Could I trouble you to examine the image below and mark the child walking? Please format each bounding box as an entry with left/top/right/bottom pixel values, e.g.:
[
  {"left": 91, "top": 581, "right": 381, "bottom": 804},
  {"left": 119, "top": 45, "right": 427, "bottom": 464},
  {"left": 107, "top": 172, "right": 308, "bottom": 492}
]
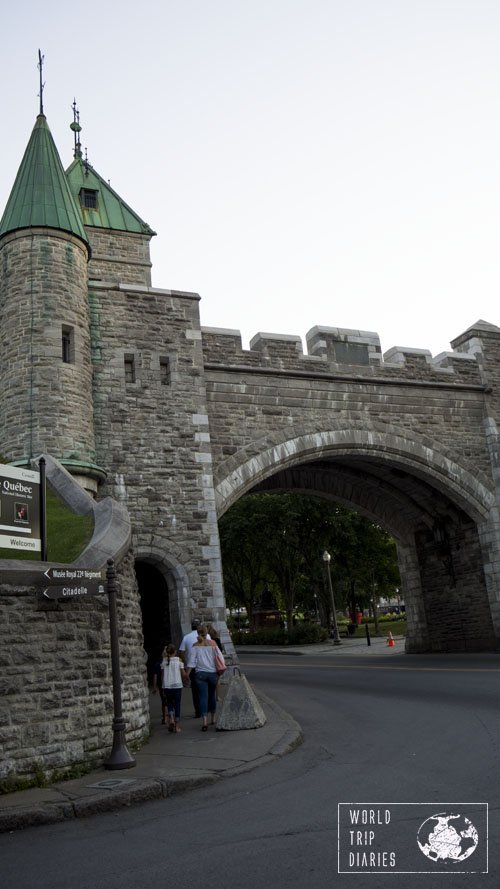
[{"left": 161, "top": 644, "right": 187, "bottom": 733}]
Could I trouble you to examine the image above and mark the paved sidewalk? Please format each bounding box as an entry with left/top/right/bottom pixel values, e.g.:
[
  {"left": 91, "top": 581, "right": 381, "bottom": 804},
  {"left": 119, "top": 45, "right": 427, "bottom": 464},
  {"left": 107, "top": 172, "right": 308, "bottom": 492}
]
[
  {"left": 0, "top": 688, "right": 301, "bottom": 834},
  {"left": 0, "top": 636, "right": 403, "bottom": 833},
  {"left": 235, "top": 633, "right": 405, "bottom": 657}
]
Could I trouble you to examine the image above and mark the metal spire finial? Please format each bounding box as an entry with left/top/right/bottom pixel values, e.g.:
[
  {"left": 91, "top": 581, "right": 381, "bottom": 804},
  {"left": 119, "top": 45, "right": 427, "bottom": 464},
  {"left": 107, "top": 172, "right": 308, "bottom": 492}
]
[
  {"left": 37, "top": 49, "right": 45, "bottom": 115},
  {"left": 70, "top": 98, "right": 83, "bottom": 159}
]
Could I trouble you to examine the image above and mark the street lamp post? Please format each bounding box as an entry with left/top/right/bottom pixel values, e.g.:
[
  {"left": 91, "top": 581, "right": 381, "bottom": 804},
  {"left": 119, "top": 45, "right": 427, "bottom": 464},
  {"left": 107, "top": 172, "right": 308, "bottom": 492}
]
[
  {"left": 104, "top": 559, "right": 136, "bottom": 770},
  {"left": 323, "top": 550, "right": 341, "bottom": 645},
  {"left": 371, "top": 578, "right": 379, "bottom": 635}
]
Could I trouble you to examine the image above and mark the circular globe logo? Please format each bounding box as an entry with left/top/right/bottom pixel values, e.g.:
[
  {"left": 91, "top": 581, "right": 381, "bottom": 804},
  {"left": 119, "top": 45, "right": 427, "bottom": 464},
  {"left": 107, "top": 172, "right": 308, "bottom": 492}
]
[{"left": 417, "top": 813, "right": 478, "bottom": 863}]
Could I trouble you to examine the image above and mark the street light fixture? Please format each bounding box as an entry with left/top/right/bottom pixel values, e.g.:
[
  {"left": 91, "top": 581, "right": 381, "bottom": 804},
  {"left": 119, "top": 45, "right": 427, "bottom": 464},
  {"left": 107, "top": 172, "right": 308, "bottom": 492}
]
[{"left": 323, "top": 550, "right": 342, "bottom": 645}]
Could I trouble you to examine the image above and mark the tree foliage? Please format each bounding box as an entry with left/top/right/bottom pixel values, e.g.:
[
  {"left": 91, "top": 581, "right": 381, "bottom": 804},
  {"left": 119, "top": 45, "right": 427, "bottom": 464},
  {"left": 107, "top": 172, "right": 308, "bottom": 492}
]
[{"left": 218, "top": 492, "right": 400, "bottom": 628}]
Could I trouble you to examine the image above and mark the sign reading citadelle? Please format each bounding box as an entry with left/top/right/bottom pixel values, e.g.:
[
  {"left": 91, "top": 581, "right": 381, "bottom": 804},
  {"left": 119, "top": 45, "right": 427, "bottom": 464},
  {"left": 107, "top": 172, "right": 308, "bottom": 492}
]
[{"left": 0, "top": 463, "right": 41, "bottom": 552}]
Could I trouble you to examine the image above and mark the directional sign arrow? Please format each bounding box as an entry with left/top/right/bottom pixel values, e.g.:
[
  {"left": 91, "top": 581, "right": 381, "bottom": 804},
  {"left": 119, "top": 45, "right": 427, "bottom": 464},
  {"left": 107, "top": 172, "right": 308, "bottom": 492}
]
[
  {"left": 42, "top": 581, "right": 106, "bottom": 600},
  {"left": 43, "top": 567, "right": 105, "bottom": 583}
]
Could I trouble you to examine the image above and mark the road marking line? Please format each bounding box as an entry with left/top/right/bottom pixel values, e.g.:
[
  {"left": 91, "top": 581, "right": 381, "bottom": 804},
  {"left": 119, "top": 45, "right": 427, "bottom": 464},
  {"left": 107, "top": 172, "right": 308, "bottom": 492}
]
[{"left": 238, "top": 661, "right": 500, "bottom": 673}]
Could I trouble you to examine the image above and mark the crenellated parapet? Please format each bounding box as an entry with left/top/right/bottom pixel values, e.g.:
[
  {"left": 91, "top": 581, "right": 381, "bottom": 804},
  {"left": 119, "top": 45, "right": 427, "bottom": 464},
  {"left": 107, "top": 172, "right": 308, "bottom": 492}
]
[
  {"left": 306, "top": 326, "right": 383, "bottom": 366},
  {"left": 201, "top": 321, "right": 500, "bottom": 387}
]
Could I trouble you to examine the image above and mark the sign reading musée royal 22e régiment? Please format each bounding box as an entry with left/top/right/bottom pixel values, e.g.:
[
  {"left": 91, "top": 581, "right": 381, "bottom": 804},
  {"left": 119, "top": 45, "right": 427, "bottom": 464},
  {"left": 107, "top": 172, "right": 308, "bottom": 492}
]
[{"left": 0, "top": 463, "right": 41, "bottom": 552}]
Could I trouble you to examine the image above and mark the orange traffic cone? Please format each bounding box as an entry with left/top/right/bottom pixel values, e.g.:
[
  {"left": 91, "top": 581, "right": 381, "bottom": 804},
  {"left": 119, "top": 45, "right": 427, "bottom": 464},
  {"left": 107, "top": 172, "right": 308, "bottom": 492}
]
[{"left": 387, "top": 632, "right": 395, "bottom": 647}]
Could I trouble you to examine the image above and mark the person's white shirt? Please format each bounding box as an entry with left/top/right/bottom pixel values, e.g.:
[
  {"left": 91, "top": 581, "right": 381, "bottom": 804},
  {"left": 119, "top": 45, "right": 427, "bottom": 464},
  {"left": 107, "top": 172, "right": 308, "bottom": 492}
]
[
  {"left": 179, "top": 628, "right": 210, "bottom": 663},
  {"left": 186, "top": 644, "right": 217, "bottom": 673},
  {"left": 161, "top": 655, "right": 184, "bottom": 689}
]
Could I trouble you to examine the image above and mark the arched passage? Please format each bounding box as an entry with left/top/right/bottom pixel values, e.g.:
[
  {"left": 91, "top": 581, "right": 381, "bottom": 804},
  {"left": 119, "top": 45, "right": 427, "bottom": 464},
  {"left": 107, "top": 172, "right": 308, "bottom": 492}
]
[
  {"left": 135, "top": 546, "right": 195, "bottom": 679},
  {"left": 135, "top": 560, "right": 172, "bottom": 684},
  {"left": 215, "top": 428, "right": 497, "bottom": 652}
]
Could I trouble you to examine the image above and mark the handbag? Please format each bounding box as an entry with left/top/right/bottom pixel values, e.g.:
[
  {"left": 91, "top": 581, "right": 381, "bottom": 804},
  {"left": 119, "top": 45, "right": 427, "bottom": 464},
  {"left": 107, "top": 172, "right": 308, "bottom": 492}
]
[{"left": 213, "top": 645, "right": 226, "bottom": 675}]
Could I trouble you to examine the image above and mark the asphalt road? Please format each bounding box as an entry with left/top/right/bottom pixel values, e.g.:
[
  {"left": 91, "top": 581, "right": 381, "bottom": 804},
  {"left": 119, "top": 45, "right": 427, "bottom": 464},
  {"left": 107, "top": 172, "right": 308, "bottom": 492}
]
[{"left": 1, "top": 650, "right": 498, "bottom": 889}]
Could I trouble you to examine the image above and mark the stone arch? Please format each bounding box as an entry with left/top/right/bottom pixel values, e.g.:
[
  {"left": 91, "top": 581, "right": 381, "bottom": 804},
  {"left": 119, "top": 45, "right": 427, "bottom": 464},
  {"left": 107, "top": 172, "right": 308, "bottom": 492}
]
[
  {"left": 215, "top": 425, "right": 494, "bottom": 523},
  {"left": 134, "top": 544, "right": 194, "bottom": 668},
  {"left": 214, "top": 425, "right": 497, "bottom": 653}
]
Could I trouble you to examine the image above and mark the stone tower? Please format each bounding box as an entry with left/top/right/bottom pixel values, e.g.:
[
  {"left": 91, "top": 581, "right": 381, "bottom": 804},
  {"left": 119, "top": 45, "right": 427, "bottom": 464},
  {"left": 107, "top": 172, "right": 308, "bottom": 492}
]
[
  {"left": 0, "top": 113, "right": 100, "bottom": 493},
  {"left": 0, "top": 98, "right": 229, "bottom": 657}
]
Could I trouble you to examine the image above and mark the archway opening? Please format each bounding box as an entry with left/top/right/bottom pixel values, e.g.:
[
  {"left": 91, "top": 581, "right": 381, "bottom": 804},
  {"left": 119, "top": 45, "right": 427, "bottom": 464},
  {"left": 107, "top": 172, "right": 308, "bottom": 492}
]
[
  {"left": 135, "top": 560, "right": 172, "bottom": 684},
  {"left": 218, "top": 451, "right": 495, "bottom": 652}
]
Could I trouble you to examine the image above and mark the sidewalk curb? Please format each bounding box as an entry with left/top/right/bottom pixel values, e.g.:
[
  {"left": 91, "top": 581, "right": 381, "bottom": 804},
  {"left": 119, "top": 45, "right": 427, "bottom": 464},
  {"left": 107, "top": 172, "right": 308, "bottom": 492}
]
[
  {"left": 257, "top": 690, "right": 303, "bottom": 757},
  {"left": 236, "top": 638, "right": 405, "bottom": 657},
  {"left": 0, "top": 690, "right": 302, "bottom": 833}
]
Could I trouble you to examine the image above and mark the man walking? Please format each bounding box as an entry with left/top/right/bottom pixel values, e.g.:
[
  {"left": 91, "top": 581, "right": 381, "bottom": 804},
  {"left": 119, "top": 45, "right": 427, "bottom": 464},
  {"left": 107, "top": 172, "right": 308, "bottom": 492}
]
[{"left": 179, "top": 621, "right": 210, "bottom": 717}]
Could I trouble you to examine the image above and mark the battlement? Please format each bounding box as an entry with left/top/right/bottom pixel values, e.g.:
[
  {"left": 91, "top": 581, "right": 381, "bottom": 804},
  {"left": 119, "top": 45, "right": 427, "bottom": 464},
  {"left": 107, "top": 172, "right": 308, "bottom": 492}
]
[{"left": 201, "top": 322, "right": 500, "bottom": 386}]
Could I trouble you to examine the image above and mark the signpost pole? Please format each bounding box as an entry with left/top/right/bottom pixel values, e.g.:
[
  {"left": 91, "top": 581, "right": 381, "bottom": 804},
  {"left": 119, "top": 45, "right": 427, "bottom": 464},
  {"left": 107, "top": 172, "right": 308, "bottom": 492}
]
[
  {"left": 39, "top": 457, "right": 47, "bottom": 561},
  {"left": 104, "top": 558, "right": 136, "bottom": 770}
]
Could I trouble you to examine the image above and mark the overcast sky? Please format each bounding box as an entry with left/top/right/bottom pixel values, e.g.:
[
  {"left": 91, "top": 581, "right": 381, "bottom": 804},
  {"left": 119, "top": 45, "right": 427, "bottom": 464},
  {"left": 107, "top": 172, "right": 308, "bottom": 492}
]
[{"left": 2, "top": 1, "right": 500, "bottom": 357}]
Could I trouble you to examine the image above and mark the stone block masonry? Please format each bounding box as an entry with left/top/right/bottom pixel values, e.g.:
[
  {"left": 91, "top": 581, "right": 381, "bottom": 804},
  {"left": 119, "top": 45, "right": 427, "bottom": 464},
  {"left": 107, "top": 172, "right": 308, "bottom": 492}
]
[
  {"left": 202, "top": 325, "right": 492, "bottom": 490},
  {"left": 3, "top": 100, "right": 500, "bottom": 780},
  {"left": 0, "top": 230, "right": 95, "bottom": 468},
  {"left": 201, "top": 321, "right": 500, "bottom": 653},
  {"left": 91, "top": 283, "right": 227, "bottom": 643},
  {"left": 0, "top": 553, "right": 149, "bottom": 781},
  {"left": 87, "top": 228, "right": 153, "bottom": 287}
]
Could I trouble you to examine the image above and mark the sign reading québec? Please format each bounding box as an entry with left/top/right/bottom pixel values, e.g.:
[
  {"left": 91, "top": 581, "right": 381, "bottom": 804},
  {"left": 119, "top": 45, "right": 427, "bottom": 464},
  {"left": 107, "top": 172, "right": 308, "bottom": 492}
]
[{"left": 0, "top": 463, "right": 41, "bottom": 552}]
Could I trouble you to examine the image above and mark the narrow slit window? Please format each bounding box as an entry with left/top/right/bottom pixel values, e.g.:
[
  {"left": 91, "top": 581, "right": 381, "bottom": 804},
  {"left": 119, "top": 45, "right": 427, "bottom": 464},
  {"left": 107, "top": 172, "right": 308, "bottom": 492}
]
[
  {"left": 124, "top": 353, "right": 136, "bottom": 384},
  {"left": 160, "top": 356, "right": 171, "bottom": 386},
  {"left": 62, "top": 325, "right": 74, "bottom": 364}
]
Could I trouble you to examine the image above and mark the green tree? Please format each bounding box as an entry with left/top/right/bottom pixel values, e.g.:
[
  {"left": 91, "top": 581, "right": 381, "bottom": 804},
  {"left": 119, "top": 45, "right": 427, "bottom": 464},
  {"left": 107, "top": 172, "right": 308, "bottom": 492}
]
[
  {"left": 218, "top": 497, "right": 270, "bottom": 624},
  {"left": 324, "top": 512, "right": 400, "bottom": 622},
  {"left": 218, "top": 492, "right": 400, "bottom": 633}
]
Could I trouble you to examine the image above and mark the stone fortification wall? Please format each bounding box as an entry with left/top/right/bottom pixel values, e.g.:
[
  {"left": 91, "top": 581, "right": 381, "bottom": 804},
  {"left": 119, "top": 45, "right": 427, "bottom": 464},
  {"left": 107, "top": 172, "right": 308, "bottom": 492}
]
[
  {"left": 452, "top": 322, "right": 500, "bottom": 441},
  {"left": 90, "top": 283, "right": 226, "bottom": 636},
  {"left": 86, "top": 229, "right": 153, "bottom": 286},
  {"left": 0, "top": 459, "right": 148, "bottom": 781},
  {"left": 0, "top": 552, "right": 147, "bottom": 782},
  {"left": 0, "top": 230, "right": 95, "bottom": 466},
  {"left": 201, "top": 325, "right": 491, "bottom": 484},
  {"left": 200, "top": 321, "right": 500, "bottom": 654},
  {"left": 416, "top": 522, "right": 493, "bottom": 651},
  {"left": 202, "top": 325, "right": 483, "bottom": 384},
  {"left": 451, "top": 322, "right": 500, "bottom": 628}
]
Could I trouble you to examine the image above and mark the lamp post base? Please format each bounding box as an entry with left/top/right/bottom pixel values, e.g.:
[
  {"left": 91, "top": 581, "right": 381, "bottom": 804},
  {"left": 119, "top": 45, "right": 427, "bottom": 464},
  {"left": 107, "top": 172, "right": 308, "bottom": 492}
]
[{"left": 104, "top": 718, "right": 136, "bottom": 770}]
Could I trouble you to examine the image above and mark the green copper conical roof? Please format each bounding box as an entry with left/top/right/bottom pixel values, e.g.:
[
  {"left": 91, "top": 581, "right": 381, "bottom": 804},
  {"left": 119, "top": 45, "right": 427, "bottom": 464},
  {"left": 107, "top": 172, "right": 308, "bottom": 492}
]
[
  {"left": 0, "top": 114, "right": 89, "bottom": 249},
  {"left": 65, "top": 157, "right": 155, "bottom": 236}
]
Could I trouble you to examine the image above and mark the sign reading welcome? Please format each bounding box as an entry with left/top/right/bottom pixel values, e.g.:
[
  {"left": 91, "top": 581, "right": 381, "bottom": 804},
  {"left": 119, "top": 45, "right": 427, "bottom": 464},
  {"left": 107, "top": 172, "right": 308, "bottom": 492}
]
[{"left": 0, "top": 463, "right": 41, "bottom": 552}]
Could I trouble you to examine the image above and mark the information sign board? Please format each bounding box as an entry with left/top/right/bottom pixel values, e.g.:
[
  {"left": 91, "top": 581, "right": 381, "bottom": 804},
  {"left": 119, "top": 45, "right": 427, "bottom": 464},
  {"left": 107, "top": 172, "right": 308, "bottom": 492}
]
[
  {"left": 0, "top": 464, "right": 41, "bottom": 552},
  {"left": 41, "top": 567, "right": 105, "bottom": 600}
]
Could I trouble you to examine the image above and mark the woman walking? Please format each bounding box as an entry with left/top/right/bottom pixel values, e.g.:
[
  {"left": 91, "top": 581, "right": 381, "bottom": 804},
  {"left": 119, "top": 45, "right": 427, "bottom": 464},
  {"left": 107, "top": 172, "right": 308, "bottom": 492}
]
[
  {"left": 185, "top": 626, "right": 225, "bottom": 731},
  {"left": 206, "top": 623, "right": 224, "bottom": 701}
]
